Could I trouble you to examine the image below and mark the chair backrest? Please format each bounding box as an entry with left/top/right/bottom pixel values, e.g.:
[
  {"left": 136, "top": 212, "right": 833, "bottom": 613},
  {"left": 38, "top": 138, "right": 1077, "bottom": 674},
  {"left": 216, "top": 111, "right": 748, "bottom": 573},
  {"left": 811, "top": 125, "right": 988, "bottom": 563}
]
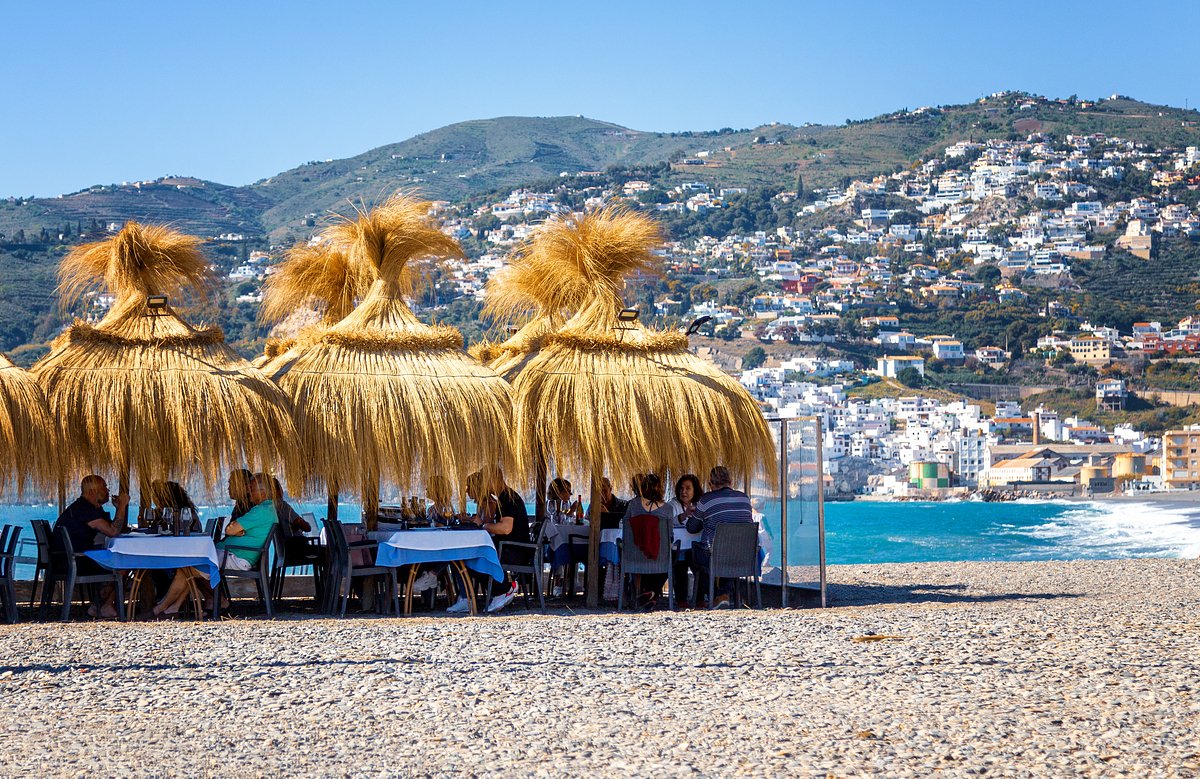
[
  {"left": 323, "top": 517, "right": 349, "bottom": 567},
  {"left": 266, "top": 525, "right": 285, "bottom": 573},
  {"left": 32, "top": 519, "right": 52, "bottom": 565},
  {"left": 710, "top": 522, "right": 759, "bottom": 578},
  {"left": 52, "top": 525, "right": 77, "bottom": 575},
  {"left": 0, "top": 526, "right": 19, "bottom": 578},
  {"left": 621, "top": 513, "right": 673, "bottom": 574}
]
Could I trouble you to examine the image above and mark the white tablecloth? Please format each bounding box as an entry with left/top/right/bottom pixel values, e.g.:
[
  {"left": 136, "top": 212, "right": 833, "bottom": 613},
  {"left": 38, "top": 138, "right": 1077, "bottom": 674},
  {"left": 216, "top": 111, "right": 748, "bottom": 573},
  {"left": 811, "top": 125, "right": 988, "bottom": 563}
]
[
  {"left": 368, "top": 528, "right": 493, "bottom": 550},
  {"left": 86, "top": 534, "right": 222, "bottom": 585}
]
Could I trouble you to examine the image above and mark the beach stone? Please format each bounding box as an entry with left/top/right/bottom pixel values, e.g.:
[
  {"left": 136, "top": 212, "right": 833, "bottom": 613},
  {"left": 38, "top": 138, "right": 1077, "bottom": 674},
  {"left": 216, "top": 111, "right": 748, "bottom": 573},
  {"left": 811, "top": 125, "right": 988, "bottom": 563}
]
[{"left": 0, "top": 558, "right": 1198, "bottom": 776}]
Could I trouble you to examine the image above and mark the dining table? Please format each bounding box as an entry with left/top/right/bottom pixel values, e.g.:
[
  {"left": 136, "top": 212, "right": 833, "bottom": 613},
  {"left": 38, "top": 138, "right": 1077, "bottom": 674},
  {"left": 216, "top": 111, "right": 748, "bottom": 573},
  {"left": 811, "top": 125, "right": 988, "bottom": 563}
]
[
  {"left": 86, "top": 531, "right": 221, "bottom": 620},
  {"left": 367, "top": 527, "right": 504, "bottom": 615}
]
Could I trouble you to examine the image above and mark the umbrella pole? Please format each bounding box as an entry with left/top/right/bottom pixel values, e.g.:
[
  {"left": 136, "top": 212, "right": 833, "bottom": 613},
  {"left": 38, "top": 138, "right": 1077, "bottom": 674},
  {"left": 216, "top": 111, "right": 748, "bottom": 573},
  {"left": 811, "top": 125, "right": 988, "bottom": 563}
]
[
  {"left": 117, "top": 468, "right": 131, "bottom": 525},
  {"left": 534, "top": 455, "right": 547, "bottom": 525},
  {"left": 586, "top": 473, "right": 602, "bottom": 608},
  {"left": 363, "top": 475, "right": 379, "bottom": 531},
  {"left": 327, "top": 480, "right": 338, "bottom": 524}
]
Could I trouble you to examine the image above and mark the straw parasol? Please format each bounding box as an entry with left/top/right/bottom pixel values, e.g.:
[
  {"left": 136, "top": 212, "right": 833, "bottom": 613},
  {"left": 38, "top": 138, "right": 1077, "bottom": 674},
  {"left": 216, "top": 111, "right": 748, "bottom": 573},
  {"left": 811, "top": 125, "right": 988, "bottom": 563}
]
[
  {"left": 32, "top": 222, "right": 302, "bottom": 496},
  {"left": 508, "top": 206, "right": 775, "bottom": 604},
  {"left": 473, "top": 234, "right": 592, "bottom": 381},
  {"left": 0, "top": 352, "right": 60, "bottom": 497},
  {"left": 266, "top": 194, "right": 513, "bottom": 526},
  {"left": 254, "top": 240, "right": 376, "bottom": 371}
]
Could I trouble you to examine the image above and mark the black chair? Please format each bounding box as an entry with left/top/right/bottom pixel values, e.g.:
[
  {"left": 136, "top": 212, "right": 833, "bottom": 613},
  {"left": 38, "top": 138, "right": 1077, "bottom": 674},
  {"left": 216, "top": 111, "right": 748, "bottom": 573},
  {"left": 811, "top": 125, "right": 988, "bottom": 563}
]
[
  {"left": 323, "top": 519, "right": 398, "bottom": 618},
  {"left": 272, "top": 512, "right": 325, "bottom": 604},
  {"left": 40, "top": 526, "right": 126, "bottom": 622},
  {"left": 218, "top": 525, "right": 285, "bottom": 619},
  {"left": 617, "top": 514, "right": 676, "bottom": 611},
  {"left": 497, "top": 520, "right": 548, "bottom": 612},
  {"left": 0, "top": 525, "right": 20, "bottom": 623},
  {"left": 27, "top": 519, "right": 51, "bottom": 610},
  {"left": 707, "top": 522, "right": 762, "bottom": 609}
]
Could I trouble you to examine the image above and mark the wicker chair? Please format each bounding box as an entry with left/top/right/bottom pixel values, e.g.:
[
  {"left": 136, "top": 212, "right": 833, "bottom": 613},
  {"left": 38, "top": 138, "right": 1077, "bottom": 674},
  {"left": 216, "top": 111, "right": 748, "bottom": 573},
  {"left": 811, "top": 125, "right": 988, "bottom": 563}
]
[
  {"left": 707, "top": 522, "right": 762, "bottom": 609},
  {"left": 617, "top": 514, "right": 676, "bottom": 611}
]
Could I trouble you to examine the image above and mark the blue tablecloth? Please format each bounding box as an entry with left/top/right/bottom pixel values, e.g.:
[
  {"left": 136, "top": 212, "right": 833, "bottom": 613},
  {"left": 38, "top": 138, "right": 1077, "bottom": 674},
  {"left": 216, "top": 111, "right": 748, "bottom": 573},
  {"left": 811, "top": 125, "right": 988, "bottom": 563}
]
[
  {"left": 85, "top": 535, "right": 222, "bottom": 586},
  {"left": 372, "top": 528, "right": 505, "bottom": 583}
]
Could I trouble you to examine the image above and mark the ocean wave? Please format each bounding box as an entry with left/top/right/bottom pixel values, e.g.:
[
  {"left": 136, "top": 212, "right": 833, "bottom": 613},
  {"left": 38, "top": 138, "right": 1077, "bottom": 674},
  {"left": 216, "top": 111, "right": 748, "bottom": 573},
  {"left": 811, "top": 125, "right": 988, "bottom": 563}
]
[{"left": 1015, "top": 501, "right": 1200, "bottom": 558}]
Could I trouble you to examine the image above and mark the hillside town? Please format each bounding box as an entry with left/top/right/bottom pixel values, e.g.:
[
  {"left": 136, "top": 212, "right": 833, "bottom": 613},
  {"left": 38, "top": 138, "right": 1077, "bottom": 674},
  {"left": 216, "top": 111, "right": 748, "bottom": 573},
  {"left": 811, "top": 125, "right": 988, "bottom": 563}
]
[{"left": 70, "top": 96, "right": 1200, "bottom": 500}]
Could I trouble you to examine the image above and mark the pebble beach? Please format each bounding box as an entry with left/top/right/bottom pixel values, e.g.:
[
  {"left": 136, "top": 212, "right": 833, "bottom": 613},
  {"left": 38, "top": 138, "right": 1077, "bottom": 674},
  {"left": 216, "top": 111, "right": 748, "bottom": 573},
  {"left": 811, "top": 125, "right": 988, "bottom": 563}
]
[{"left": 2, "top": 558, "right": 1198, "bottom": 777}]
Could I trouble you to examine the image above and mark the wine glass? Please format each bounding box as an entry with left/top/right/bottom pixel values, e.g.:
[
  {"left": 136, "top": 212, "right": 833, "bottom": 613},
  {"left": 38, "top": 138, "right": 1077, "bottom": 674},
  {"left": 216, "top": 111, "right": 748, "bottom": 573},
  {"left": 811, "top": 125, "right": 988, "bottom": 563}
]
[
  {"left": 161, "top": 507, "right": 174, "bottom": 535},
  {"left": 181, "top": 508, "right": 195, "bottom": 537}
]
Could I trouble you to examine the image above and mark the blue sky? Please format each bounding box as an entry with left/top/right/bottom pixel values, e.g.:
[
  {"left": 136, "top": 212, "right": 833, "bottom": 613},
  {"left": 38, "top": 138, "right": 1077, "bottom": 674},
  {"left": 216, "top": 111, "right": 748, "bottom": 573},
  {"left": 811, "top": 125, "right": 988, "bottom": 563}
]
[{"left": 4, "top": 0, "right": 1199, "bottom": 197}]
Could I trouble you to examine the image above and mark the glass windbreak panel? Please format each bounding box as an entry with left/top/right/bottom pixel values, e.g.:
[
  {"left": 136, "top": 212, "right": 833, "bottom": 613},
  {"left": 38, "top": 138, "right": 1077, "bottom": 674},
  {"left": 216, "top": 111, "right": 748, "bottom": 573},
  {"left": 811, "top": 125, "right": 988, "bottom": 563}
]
[
  {"left": 786, "top": 418, "right": 823, "bottom": 593},
  {"left": 750, "top": 419, "right": 786, "bottom": 591}
]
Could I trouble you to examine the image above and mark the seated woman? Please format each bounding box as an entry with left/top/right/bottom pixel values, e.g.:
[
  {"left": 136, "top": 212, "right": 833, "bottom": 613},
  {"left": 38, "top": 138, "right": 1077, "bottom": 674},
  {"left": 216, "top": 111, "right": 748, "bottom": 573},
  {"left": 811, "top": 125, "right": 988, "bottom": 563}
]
[
  {"left": 153, "top": 473, "right": 279, "bottom": 616},
  {"left": 667, "top": 474, "right": 704, "bottom": 609},
  {"left": 620, "top": 473, "right": 675, "bottom": 609},
  {"left": 547, "top": 477, "right": 583, "bottom": 522},
  {"left": 150, "top": 480, "right": 201, "bottom": 532}
]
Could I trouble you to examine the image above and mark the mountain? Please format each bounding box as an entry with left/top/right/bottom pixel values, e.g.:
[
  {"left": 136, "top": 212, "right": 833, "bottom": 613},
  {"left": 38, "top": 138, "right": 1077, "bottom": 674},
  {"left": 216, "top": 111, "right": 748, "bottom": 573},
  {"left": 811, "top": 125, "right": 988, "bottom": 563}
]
[
  {"left": 0, "top": 117, "right": 778, "bottom": 242},
  {"left": 4, "top": 96, "right": 1199, "bottom": 243},
  {"left": 251, "top": 116, "right": 776, "bottom": 239}
]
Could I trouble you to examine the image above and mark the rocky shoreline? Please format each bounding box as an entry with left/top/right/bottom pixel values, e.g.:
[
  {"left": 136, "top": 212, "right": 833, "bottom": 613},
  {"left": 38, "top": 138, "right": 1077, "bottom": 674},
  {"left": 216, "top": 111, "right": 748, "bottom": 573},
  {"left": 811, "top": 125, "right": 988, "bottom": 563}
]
[{"left": 1, "top": 558, "right": 1197, "bottom": 777}]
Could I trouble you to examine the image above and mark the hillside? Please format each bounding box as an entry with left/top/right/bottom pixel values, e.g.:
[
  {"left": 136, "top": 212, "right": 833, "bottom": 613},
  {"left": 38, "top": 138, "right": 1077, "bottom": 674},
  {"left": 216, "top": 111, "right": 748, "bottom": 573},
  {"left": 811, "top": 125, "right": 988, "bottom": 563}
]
[
  {"left": 5, "top": 94, "right": 1198, "bottom": 244},
  {"left": 251, "top": 116, "right": 776, "bottom": 240}
]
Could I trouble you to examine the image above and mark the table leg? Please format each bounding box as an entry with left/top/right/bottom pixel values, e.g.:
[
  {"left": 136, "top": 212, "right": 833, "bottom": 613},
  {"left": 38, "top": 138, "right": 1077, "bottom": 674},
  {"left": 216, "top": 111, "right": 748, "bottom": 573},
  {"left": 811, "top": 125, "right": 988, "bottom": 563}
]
[
  {"left": 403, "top": 566, "right": 418, "bottom": 615},
  {"left": 126, "top": 570, "right": 146, "bottom": 622},
  {"left": 455, "top": 562, "right": 476, "bottom": 615},
  {"left": 185, "top": 574, "right": 204, "bottom": 621}
]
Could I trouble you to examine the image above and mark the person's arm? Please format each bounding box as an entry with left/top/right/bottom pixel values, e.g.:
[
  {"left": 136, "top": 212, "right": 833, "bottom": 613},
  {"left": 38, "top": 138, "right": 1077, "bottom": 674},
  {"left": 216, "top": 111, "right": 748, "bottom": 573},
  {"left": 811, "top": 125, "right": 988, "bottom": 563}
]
[
  {"left": 87, "top": 492, "right": 130, "bottom": 538},
  {"left": 484, "top": 512, "right": 514, "bottom": 536}
]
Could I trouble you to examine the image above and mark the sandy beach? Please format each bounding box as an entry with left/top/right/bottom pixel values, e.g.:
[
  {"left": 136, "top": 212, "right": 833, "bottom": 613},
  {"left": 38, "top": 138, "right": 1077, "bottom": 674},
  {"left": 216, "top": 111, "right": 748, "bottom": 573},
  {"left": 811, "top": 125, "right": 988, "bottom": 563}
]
[{"left": 1, "top": 558, "right": 1198, "bottom": 777}]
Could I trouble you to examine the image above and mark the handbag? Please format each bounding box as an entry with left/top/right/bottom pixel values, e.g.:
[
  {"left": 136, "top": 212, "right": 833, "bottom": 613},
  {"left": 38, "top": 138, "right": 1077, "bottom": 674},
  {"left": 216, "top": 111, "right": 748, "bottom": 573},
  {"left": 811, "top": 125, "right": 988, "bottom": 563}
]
[{"left": 685, "top": 514, "right": 704, "bottom": 535}]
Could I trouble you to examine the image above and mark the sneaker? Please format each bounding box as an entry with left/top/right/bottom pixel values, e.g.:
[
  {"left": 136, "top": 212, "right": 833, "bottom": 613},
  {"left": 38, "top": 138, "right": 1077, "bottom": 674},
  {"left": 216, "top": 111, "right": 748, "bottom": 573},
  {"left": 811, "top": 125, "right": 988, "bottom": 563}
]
[
  {"left": 713, "top": 595, "right": 731, "bottom": 609},
  {"left": 446, "top": 597, "right": 470, "bottom": 614},
  {"left": 486, "top": 581, "right": 519, "bottom": 613},
  {"left": 412, "top": 571, "right": 438, "bottom": 593}
]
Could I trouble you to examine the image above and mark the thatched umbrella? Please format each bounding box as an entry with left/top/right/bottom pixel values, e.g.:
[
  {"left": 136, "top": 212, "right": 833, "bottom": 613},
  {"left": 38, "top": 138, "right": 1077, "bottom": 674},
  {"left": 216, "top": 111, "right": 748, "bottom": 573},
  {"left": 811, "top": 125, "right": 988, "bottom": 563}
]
[
  {"left": 0, "top": 353, "right": 60, "bottom": 497},
  {"left": 508, "top": 207, "right": 775, "bottom": 605},
  {"left": 266, "top": 195, "right": 513, "bottom": 526},
  {"left": 254, "top": 241, "right": 375, "bottom": 371},
  {"left": 472, "top": 236, "right": 593, "bottom": 381},
  {"left": 32, "top": 222, "right": 302, "bottom": 496}
]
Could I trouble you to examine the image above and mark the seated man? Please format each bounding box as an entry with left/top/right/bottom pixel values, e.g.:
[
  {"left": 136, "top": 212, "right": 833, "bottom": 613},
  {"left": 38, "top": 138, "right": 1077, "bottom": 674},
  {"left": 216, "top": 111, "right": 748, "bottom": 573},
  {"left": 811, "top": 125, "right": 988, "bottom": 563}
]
[
  {"left": 53, "top": 474, "right": 130, "bottom": 618},
  {"left": 690, "top": 465, "right": 753, "bottom": 608}
]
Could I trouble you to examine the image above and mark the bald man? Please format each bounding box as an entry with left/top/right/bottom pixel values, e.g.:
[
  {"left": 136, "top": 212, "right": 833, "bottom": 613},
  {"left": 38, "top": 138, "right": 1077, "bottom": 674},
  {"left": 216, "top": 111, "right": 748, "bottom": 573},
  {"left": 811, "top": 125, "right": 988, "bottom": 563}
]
[{"left": 52, "top": 475, "right": 130, "bottom": 617}]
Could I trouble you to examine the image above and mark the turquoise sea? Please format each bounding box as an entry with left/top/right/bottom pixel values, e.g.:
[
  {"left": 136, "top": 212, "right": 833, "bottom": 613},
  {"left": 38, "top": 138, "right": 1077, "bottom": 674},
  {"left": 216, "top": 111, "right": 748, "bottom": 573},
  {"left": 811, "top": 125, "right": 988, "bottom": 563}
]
[{"left": 4, "top": 498, "right": 1198, "bottom": 578}]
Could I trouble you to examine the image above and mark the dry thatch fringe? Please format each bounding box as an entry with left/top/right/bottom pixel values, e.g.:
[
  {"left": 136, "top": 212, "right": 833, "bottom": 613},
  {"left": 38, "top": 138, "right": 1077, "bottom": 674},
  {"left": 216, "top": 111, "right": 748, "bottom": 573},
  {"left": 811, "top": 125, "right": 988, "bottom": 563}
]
[
  {"left": 260, "top": 242, "right": 374, "bottom": 326},
  {"left": 523, "top": 206, "right": 662, "bottom": 325},
  {"left": 34, "top": 225, "right": 302, "bottom": 494},
  {"left": 35, "top": 307, "right": 304, "bottom": 494},
  {"left": 0, "top": 353, "right": 61, "bottom": 497},
  {"left": 546, "top": 328, "right": 688, "bottom": 353},
  {"left": 468, "top": 341, "right": 499, "bottom": 363},
  {"left": 67, "top": 320, "right": 225, "bottom": 347},
  {"left": 482, "top": 240, "right": 591, "bottom": 326},
  {"left": 322, "top": 327, "right": 463, "bottom": 352},
  {"left": 509, "top": 206, "right": 774, "bottom": 488},
  {"left": 511, "top": 340, "right": 775, "bottom": 489},
  {"left": 58, "top": 221, "right": 213, "bottom": 310},
  {"left": 271, "top": 194, "right": 512, "bottom": 511}
]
